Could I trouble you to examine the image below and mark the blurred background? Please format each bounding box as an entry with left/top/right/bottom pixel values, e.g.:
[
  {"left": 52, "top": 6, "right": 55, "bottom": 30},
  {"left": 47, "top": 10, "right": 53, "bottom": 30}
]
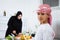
[{"left": 0, "top": 0, "right": 60, "bottom": 40}]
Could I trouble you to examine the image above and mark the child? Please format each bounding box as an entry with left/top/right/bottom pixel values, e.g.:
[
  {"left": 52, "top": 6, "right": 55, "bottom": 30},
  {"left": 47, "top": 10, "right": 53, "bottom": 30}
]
[{"left": 34, "top": 4, "right": 55, "bottom": 40}]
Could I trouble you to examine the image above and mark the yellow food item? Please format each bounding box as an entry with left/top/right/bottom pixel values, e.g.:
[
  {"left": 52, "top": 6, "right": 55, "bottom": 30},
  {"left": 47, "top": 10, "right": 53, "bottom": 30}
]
[
  {"left": 20, "top": 35, "right": 25, "bottom": 40},
  {"left": 15, "top": 34, "right": 32, "bottom": 40}
]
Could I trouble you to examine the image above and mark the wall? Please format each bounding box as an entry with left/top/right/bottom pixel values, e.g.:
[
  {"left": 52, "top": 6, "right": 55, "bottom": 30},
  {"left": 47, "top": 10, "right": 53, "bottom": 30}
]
[{"left": 52, "top": 8, "right": 60, "bottom": 38}]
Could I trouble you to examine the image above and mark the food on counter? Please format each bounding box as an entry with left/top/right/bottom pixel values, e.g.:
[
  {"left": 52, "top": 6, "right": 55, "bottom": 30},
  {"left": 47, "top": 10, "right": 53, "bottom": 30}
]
[{"left": 15, "top": 33, "right": 32, "bottom": 40}]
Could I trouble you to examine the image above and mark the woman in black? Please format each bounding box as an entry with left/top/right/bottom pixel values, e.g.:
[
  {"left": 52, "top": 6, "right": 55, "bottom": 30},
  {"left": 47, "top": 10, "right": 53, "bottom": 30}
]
[{"left": 5, "top": 11, "right": 22, "bottom": 37}]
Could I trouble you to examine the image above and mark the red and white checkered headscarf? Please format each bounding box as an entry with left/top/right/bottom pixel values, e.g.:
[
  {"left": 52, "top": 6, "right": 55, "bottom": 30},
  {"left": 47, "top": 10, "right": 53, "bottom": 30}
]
[{"left": 37, "top": 4, "right": 52, "bottom": 25}]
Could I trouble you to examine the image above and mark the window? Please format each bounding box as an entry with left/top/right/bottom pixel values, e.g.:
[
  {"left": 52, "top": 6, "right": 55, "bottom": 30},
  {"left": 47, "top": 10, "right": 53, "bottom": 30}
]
[{"left": 43, "top": 0, "right": 59, "bottom": 7}]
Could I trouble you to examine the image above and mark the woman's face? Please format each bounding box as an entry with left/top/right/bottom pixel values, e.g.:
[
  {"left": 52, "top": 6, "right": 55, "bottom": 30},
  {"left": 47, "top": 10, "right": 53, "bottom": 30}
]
[
  {"left": 17, "top": 15, "right": 22, "bottom": 20},
  {"left": 37, "top": 12, "right": 49, "bottom": 24}
]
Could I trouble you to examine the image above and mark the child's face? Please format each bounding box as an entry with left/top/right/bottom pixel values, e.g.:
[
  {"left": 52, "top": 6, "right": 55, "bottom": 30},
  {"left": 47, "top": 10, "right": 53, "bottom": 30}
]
[{"left": 37, "top": 12, "right": 49, "bottom": 23}]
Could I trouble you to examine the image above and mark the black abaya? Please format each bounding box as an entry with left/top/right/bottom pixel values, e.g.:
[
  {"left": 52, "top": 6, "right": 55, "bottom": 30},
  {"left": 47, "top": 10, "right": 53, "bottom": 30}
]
[{"left": 5, "top": 16, "right": 22, "bottom": 37}]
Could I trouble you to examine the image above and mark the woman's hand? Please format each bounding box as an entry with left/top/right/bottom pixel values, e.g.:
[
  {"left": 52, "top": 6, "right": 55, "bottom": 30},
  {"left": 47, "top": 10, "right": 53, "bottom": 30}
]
[
  {"left": 18, "top": 33, "right": 22, "bottom": 36},
  {"left": 13, "top": 30, "right": 16, "bottom": 34}
]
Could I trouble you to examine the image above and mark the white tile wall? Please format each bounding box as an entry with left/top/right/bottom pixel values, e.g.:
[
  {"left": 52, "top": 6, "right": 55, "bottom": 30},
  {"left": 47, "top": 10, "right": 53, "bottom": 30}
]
[
  {"left": 0, "top": 16, "right": 9, "bottom": 30},
  {"left": 0, "top": 16, "right": 9, "bottom": 38},
  {"left": 0, "top": 30, "right": 6, "bottom": 38}
]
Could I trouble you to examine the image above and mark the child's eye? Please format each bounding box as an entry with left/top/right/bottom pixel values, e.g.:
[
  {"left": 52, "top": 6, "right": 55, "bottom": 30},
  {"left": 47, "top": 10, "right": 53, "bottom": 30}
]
[
  {"left": 37, "top": 13, "right": 40, "bottom": 15},
  {"left": 41, "top": 13, "right": 44, "bottom": 15}
]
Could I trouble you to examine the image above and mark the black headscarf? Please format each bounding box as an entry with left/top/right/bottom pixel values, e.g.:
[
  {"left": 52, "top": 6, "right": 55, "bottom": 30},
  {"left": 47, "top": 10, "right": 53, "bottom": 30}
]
[
  {"left": 16, "top": 11, "right": 22, "bottom": 17},
  {"left": 15, "top": 11, "right": 22, "bottom": 21}
]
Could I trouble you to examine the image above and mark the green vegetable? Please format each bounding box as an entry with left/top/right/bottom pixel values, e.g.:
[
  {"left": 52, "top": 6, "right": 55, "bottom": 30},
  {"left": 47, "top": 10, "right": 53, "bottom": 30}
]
[{"left": 5, "top": 35, "right": 12, "bottom": 40}]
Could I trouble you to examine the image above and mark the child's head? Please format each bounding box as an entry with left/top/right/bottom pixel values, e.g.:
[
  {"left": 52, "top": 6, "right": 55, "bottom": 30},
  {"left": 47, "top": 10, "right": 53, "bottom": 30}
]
[{"left": 37, "top": 4, "right": 52, "bottom": 25}]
